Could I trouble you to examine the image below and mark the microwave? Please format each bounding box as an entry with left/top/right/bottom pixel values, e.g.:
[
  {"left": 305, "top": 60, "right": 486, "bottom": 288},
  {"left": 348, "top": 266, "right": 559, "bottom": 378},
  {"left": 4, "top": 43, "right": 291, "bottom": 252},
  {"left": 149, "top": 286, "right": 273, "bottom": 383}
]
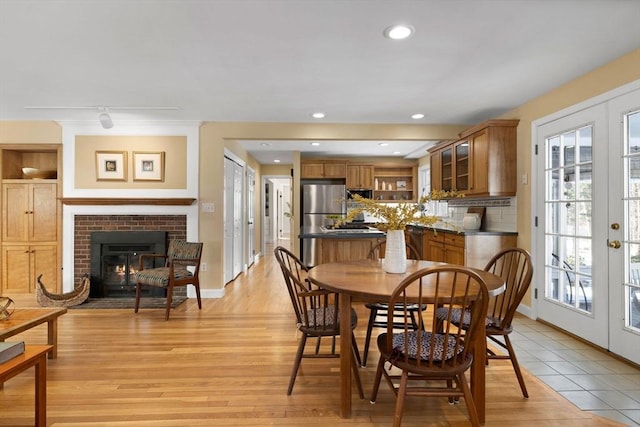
[{"left": 347, "top": 189, "right": 373, "bottom": 200}]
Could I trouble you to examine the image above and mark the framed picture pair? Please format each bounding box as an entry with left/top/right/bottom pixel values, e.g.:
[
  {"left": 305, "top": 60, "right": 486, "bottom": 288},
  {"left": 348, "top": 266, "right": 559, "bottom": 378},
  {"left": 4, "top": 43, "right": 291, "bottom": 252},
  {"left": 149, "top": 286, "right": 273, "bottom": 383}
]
[{"left": 96, "top": 151, "right": 165, "bottom": 182}]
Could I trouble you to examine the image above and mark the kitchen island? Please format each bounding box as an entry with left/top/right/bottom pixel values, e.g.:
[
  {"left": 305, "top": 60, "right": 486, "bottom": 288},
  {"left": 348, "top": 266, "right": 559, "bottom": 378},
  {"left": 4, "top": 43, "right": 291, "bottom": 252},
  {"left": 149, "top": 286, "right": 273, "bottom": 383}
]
[{"left": 299, "top": 225, "right": 385, "bottom": 266}]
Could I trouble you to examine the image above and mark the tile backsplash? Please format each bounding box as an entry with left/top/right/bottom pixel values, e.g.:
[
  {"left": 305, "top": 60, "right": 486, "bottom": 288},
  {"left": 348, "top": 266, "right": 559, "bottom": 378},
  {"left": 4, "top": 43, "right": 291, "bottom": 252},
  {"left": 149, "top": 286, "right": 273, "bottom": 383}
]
[{"left": 447, "top": 197, "right": 517, "bottom": 232}]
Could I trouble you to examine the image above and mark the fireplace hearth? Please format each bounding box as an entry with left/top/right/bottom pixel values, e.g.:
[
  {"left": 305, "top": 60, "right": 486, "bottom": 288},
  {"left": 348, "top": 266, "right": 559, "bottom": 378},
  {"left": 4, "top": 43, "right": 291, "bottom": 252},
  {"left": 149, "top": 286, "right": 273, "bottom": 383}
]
[{"left": 90, "top": 231, "right": 168, "bottom": 298}]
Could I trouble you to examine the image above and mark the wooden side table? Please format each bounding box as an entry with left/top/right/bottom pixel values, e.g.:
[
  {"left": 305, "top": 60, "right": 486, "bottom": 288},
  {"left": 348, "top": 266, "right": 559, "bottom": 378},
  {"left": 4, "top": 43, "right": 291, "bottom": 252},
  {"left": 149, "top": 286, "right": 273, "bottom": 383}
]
[{"left": 0, "top": 345, "right": 52, "bottom": 427}]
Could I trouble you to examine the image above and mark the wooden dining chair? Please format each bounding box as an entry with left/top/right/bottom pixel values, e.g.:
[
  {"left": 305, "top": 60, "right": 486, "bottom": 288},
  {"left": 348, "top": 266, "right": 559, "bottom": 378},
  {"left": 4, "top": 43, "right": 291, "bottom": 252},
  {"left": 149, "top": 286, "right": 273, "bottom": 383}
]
[
  {"left": 273, "top": 246, "right": 364, "bottom": 397},
  {"left": 436, "top": 247, "right": 533, "bottom": 398},
  {"left": 362, "top": 239, "right": 424, "bottom": 367},
  {"left": 133, "top": 240, "right": 203, "bottom": 320},
  {"left": 370, "top": 265, "right": 490, "bottom": 427}
]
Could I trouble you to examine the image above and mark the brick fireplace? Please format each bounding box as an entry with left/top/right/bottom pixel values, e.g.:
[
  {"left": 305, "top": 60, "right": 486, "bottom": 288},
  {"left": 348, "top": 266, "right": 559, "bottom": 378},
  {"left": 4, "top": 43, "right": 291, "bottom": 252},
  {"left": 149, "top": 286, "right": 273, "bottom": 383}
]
[{"left": 73, "top": 215, "right": 187, "bottom": 295}]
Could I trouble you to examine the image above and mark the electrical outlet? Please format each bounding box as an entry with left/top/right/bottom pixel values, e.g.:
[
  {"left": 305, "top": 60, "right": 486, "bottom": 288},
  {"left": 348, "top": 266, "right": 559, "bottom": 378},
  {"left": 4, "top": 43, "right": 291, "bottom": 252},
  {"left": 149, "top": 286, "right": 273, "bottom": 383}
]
[
  {"left": 201, "top": 203, "right": 215, "bottom": 213},
  {"left": 201, "top": 262, "right": 207, "bottom": 272}
]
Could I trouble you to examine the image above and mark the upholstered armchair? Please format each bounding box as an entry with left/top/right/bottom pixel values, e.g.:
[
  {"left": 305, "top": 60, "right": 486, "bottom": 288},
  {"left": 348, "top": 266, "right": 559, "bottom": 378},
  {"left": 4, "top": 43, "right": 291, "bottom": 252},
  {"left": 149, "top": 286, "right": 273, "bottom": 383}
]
[{"left": 134, "top": 240, "right": 203, "bottom": 320}]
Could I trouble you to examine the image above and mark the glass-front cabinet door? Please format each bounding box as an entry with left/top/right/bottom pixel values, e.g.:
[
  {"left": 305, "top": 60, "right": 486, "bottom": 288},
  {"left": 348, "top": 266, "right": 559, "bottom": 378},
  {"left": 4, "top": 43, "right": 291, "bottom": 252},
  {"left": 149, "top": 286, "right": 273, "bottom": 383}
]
[
  {"left": 440, "top": 146, "right": 453, "bottom": 191},
  {"left": 454, "top": 140, "right": 470, "bottom": 191}
]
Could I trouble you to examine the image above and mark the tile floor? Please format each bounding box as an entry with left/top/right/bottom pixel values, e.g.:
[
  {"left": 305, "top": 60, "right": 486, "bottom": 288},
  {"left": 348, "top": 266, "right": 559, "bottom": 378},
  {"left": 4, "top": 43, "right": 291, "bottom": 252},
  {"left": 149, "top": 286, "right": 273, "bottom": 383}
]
[{"left": 510, "top": 315, "right": 640, "bottom": 426}]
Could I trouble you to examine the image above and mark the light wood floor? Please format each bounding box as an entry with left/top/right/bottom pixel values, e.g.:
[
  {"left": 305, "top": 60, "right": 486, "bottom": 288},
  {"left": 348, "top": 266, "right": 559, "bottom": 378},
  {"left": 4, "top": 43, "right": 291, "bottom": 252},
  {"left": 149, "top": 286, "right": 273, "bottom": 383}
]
[{"left": 1, "top": 241, "right": 623, "bottom": 426}]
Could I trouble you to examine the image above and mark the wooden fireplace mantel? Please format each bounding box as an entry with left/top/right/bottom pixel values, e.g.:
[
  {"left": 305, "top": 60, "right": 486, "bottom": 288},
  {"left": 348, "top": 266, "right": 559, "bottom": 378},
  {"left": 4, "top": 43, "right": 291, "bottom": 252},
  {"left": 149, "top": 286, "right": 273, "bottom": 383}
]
[{"left": 60, "top": 198, "right": 196, "bottom": 206}]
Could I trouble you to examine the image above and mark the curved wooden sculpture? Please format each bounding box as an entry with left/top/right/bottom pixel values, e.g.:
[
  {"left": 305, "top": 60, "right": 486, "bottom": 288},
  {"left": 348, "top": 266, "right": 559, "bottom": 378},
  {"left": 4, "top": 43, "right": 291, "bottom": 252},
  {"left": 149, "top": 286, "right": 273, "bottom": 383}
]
[{"left": 36, "top": 274, "right": 90, "bottom": 308}]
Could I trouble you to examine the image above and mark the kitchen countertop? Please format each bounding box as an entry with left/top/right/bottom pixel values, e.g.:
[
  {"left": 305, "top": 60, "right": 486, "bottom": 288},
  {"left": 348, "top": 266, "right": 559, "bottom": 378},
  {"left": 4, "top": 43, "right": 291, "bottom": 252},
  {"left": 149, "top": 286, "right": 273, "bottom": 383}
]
[{"left": 299, "top": 225, "right": 386, "bottom": 239}]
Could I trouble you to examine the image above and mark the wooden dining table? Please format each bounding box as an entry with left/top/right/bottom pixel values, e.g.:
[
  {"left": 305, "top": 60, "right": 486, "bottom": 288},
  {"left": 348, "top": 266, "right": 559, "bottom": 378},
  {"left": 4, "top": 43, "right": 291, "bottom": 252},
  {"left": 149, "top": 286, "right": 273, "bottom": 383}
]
[{"left": 308, "top": 259, "right": 506, "bottom": 423}]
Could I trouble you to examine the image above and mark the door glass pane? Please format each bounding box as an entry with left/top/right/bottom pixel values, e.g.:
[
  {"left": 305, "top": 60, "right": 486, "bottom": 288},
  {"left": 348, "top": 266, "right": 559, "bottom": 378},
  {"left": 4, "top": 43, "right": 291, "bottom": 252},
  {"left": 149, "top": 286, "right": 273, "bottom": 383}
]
[
  {"left": 545, "top": 125, "right": 594, "bottom": 312},
  {"left": 624, "top": 110, "right": 640, "bottom": 331}
]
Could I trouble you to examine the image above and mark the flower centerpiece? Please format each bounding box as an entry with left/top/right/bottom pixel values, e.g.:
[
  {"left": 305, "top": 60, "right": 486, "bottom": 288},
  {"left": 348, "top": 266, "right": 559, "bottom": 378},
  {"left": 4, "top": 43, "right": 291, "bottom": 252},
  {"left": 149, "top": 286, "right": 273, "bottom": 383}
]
[{"left": 339, "top": 190, "right": 460, "bottom": 273}]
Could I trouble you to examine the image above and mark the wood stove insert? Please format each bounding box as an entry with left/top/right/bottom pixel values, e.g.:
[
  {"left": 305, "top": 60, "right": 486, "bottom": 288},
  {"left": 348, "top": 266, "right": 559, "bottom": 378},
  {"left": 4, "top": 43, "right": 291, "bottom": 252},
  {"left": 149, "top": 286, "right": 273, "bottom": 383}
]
[{"left": 90, "top": 231, "right": 168, "bottom": 298}]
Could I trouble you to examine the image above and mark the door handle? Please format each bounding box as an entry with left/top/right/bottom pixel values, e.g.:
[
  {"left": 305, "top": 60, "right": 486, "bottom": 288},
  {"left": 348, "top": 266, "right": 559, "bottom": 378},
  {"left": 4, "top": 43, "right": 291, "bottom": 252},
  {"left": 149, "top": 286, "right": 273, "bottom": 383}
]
[{"left": 608, "top": 240, "right": 621, "bottom": 249}]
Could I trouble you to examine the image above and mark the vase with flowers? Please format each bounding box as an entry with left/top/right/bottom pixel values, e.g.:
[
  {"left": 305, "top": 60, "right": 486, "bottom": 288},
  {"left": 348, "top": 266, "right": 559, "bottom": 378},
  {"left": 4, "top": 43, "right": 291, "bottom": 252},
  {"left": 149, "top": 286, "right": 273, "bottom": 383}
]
[{"left": 339, "top": 190, "right": 460, "bottom": 273}]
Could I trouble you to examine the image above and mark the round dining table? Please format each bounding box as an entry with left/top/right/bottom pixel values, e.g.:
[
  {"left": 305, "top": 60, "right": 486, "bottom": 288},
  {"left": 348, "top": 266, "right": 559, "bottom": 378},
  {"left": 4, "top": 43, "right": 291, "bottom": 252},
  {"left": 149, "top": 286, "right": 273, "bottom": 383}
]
[{"left": 308, "top": 259, "right": 506, "bottom": 422}]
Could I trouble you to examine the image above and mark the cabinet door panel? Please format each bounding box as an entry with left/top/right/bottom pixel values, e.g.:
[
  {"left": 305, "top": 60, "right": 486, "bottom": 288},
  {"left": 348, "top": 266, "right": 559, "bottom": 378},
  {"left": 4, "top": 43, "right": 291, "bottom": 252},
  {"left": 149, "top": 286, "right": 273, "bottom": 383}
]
[
  {"left": 323, "top": 163, "right": 346, "bottom": 178},
  {"left": 360, "top": 166, "right": 374, "bottom": 188},
  {"left": 444, "top": 245, "right": 465, "bottom": 265},
  {"left": 2, "top": 245, "right": 31, "bottom": 293},
  {"left": 31, "top": 183, "right": 57, "bottom": 241},
  {"left": 2, "top": 184, "right": 29, "bottom": 241},
  {"left": 301, "top": 163, "right": 325, "bottom": 178},
  {"left": 32, "top": 245, "right": 58, "bottom": 292},
  {"left": 469, "top": 130, "right": 489, "bottom": 195}
]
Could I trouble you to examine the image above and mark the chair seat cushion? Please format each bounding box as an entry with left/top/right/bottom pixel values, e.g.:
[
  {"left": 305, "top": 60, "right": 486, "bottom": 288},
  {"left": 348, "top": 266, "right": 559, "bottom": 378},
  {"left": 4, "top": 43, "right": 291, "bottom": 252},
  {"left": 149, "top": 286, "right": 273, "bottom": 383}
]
[
  {"left": 435, "top": 307, "right": 498, "bottom": 327},
  {"left": 391, "top": 331, "right": 461, "bottom": 361},
  {"left": 304, "top": 306, "right": 357, "bottom": 329},
  {"left": 134, "top": 267, "right": 193, "bottom": 288}
]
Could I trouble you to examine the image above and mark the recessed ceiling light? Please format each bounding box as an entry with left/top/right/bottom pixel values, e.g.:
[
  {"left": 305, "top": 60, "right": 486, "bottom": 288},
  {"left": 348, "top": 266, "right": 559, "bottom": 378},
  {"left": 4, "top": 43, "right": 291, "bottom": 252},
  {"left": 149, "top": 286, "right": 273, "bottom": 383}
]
[
  {"left": 273, "top": 159, "right": 281, "bottom": 163},
  {"left": 312, "top": 112, "right": 326, "bottom": 119},
  {"left": 393, "top": 151, "right": 401, "bottom": 155},
  {"left": 411, "top": 113, "right": 425, "bottom": 119},
  {"left": 310, "top": 142, "right": 320, "bottom": 146},
  {"left": 379, "top": 142, "right": 389, "bottom": 147},
  {"left": 383, "top": 24, "right": 414, "bottom": 40},
  {"left": 260, "top": 142, "right": 271, "bottom": 147}
]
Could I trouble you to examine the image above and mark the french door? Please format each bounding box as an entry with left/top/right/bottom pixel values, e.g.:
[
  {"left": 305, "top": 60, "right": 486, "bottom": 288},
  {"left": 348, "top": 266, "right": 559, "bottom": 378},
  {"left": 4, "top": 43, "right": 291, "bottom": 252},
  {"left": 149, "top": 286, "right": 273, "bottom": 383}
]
[{"left": 536, "top": 87, "right": 640, "bottom": 364}]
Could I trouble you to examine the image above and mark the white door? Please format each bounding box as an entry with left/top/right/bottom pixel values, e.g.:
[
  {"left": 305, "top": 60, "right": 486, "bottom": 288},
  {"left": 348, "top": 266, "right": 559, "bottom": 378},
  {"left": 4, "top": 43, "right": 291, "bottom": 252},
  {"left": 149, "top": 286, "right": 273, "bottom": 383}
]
[
  {"left": 223, "top": 157, "right": 235, "bottom": 284},
  {"left": 223, "top": 156, "right": 245, "bottom": 284},
  {"left": 246, "top": 167, "right": 255, "bottom": 267},
  {"left": 536, "top": 103, "right": 608, "bottom": 347},
  {"left": 607, "top": 90, "right": 640, "bottom": 363},
  {"left": 536, "top": 86, "right": 640, "bottom": 364},
  {"left": 232, "top": 159, "right": 244, "bottom": 278},
  {"left": 283, "top": 184, "right": 291, "bottom": 237}
]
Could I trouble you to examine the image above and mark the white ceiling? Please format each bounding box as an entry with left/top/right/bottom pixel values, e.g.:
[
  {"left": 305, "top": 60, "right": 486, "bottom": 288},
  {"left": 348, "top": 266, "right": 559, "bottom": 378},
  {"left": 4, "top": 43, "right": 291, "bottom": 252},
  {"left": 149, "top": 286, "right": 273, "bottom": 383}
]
[{"left": 1, "top": 0, "right": 639, "bottom": 164}]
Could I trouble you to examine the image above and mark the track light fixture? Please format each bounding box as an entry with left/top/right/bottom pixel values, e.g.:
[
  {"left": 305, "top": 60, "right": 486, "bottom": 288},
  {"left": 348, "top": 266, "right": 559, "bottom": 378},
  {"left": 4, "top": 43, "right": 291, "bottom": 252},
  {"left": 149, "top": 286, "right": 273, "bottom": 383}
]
[{"left": 98, "top": 111, "right": 113, "bottom": 129}]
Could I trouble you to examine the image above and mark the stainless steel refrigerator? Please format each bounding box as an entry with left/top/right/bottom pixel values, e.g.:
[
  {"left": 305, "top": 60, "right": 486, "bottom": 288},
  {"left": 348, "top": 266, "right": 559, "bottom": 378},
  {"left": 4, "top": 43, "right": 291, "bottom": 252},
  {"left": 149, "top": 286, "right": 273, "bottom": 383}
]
[{"left": 301, "top": 184, "right": 346, "bottom": 266}]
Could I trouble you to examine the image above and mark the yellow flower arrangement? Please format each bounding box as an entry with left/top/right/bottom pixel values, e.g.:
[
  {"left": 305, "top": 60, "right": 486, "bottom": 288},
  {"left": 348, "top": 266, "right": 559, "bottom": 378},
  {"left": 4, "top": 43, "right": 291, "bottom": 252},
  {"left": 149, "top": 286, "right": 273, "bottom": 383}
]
[{"left": 339, "top": 190, "right": 462, "bottom": 231}]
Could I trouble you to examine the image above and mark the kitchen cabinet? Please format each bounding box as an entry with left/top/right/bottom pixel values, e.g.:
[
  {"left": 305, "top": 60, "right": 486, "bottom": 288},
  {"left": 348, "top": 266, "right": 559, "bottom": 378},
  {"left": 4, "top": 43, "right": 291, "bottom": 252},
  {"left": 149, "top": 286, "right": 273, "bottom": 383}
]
[
  {"left": 373, "top": 165, "right": 417, "bottom": 202},
  {"left": 346, "top": 164, "right": 374, "bottom": 189},
  {"left": 1, "top": 145, "right": 61, "bottom": 294},
  {"left": 429, "top": 119, "right": 518, "bottom": 197},
  {"left": 422, "top": 228, "right": 517, "bottom": 268},
  {"left": 1, "top": 244, "right": 57, "bottom": 293},
  {"left": 301, "top": 161, "right": 346, "bottom": 179}
]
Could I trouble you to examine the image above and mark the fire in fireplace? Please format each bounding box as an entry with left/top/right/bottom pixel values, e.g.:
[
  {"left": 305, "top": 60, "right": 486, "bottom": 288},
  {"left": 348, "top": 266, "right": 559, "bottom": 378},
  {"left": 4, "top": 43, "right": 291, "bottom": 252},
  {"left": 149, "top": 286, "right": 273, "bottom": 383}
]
[{"left": 90, "top": 231, "right": 168, "bottom": 298}]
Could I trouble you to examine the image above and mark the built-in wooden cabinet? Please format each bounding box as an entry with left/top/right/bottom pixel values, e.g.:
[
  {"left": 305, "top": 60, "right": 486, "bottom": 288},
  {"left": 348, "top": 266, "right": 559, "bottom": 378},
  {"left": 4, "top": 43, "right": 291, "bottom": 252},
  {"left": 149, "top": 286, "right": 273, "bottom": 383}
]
[
  {"left": 429, "top": 119, "right": 518, "bottom": 197},
  {"left": 1, "top": 244, "right": 57, "bottom": 294},
  {"left": 421, "top": 228, "right": 517, "bottom": 269},
  {"left": 373, "top": 165, "right": 417, "bottom": 202},
  {"left": 301, "top": 161, "right": 346, "bottom": 179},
  {"left": 346, "top": 164, "right": 374, "bottom": 189},
  {"left": 423, "top": 232, "right": 465, "bottom": 265},
  {"left": 2, "top": 183, "right": 57, "bottom": 242},
  {"left": 1, "top": 146, "right": 61, "bottom": 293}
]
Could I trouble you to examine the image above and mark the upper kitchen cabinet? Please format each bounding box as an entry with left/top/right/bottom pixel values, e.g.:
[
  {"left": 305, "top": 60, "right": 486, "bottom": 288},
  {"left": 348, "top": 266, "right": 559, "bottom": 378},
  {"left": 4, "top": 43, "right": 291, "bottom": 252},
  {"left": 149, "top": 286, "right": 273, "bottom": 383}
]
[
  {"left": 346, "top": 164, "right": 374, "bottom": 189},
  {"left": 429, "top": 119, "right": 519, "bottom": 197},
  {"left": 373, "top": 164, "right": 417, "bottom": 202},
  {"left": 301, "top": 161, "right": 346, "bottom": 179}
]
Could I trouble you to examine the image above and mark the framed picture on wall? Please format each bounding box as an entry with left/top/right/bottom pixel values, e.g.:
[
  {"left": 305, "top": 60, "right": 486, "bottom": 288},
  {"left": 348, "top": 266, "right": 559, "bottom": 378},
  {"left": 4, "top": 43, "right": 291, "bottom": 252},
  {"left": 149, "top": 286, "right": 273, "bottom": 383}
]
[
  {"left": 95, "top": 151, "right": 127, "bottom": 181},
  {"left": 133, "top": 151, "right": 165, "bottom": 181}
]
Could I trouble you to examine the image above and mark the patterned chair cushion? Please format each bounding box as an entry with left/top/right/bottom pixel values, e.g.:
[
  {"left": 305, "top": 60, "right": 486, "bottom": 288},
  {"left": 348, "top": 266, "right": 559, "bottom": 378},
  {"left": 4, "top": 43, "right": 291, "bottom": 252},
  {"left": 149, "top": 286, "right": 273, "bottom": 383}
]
[
  {"left": 435, "top": 307, "right": 497, "bottom": 327},
  {"left": 134, "top": 267, "right": 194, "bottom": 288},
  {"left": 391, "top": 331, "right": 461, "bottom": 361},
  {"left": 306, "top": 306, "right": 337, "bottom": 328}
]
